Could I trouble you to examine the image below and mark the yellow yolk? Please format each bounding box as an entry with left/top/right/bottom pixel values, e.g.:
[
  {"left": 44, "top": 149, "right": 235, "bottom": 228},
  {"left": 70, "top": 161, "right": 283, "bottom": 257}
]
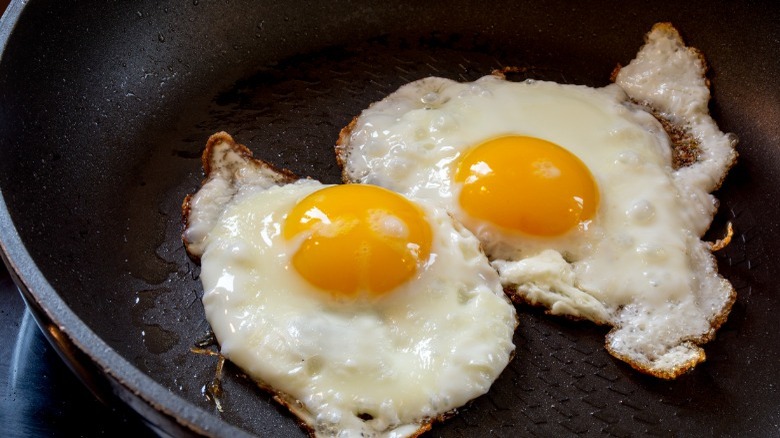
[
  {"left": 454, "top": 136, "right": 599, "bottom": 236},
  {"left": 283, "top": 184, "right": 432, "bottom": 298}
]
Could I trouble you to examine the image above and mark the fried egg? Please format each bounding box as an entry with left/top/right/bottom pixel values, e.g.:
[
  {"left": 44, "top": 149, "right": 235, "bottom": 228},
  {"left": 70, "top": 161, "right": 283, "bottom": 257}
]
[
  {"left": 336, "top": 23, "right": 737, "bottom": 378},
  {"left": 183, "top": 133, "right": 517, "bottom": 437}
]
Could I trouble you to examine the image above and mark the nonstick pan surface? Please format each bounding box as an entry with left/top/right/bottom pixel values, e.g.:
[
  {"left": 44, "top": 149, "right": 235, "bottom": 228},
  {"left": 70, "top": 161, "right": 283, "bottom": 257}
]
[{"left": 0, "top": 0, "right": 778, "bottom": 436}]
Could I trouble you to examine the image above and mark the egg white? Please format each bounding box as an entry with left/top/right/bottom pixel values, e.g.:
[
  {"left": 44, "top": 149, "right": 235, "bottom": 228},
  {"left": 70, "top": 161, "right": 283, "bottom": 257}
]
[
  {"left": 188, "top": 167, "right": 517, "bottom": 436},
  {"left": 339, "top": 24, "right": 736, "bottom": 378}
]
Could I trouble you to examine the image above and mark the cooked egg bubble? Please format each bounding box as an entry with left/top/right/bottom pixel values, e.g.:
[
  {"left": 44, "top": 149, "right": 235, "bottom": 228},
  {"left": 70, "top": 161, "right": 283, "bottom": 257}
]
[{"left": 188, "top": 164, "right": 517, "bottom": 436}]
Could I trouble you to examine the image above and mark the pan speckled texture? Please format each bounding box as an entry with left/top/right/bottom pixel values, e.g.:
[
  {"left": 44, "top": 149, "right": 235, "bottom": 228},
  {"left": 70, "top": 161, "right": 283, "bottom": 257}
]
[{"left": 0, "top": 0, "right": 778, "bottom": 436}]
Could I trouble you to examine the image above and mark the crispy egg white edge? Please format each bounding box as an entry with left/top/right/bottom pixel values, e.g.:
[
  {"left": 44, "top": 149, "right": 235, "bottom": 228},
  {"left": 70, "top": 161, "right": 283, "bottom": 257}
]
[{"left": 610, "top": 23, "right": 737, "bottom": 377}]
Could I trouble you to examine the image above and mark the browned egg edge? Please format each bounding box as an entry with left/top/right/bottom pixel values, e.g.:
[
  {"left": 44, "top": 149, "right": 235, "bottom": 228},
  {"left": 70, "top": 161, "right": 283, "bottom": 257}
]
[
  {"left": 182, "top": 132, "right": 482, "bottom": 436},
  {"left": 181, "top": 131, "right": 298, "bottom": 262}
]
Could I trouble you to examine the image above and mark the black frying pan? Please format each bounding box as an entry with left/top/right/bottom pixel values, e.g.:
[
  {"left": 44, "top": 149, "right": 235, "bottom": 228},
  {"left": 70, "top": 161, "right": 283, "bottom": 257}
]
[{"left": 1, "top": 0, "right": 778, "bottom": 436}]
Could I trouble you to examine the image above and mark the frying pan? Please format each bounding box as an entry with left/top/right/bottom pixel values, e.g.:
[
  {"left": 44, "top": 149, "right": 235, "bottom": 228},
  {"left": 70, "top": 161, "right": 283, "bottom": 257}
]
[{"left": 0, "top": 0, "right": 778, "bottom": 436}]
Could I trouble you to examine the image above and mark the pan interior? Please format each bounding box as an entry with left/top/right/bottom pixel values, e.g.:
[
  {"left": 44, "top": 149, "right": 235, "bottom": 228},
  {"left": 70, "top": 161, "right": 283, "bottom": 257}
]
[{"left": 0, "top": 0, "right": 778, "bottom": 436}]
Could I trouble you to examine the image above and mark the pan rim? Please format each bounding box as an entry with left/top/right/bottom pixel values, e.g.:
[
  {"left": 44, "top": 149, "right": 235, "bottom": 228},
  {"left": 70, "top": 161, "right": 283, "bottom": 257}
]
[
  {"left": 0, "top": 191, "right": 250, "bottom": 438},
  {"left": 0, "top": 3, "right": 247, "bottom": 436}
]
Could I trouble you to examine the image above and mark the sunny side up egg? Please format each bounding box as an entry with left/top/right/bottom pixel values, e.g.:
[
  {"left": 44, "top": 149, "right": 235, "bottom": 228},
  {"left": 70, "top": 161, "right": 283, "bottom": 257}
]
[
  {"left": 183, "top": 133, "right": 518, "bottom": 437},
  {"left": 337, "top": 23, "right": 737, "bottom": 378}
]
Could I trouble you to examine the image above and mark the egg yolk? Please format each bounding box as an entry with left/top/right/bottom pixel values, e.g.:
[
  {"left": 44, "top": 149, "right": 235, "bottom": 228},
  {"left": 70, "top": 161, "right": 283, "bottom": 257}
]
[
  {"left": 283, "top": 184, "right": 432, "bottom": 298},
  {"left": 454, "top": 136, "right": 599, "bottom": 236}
]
